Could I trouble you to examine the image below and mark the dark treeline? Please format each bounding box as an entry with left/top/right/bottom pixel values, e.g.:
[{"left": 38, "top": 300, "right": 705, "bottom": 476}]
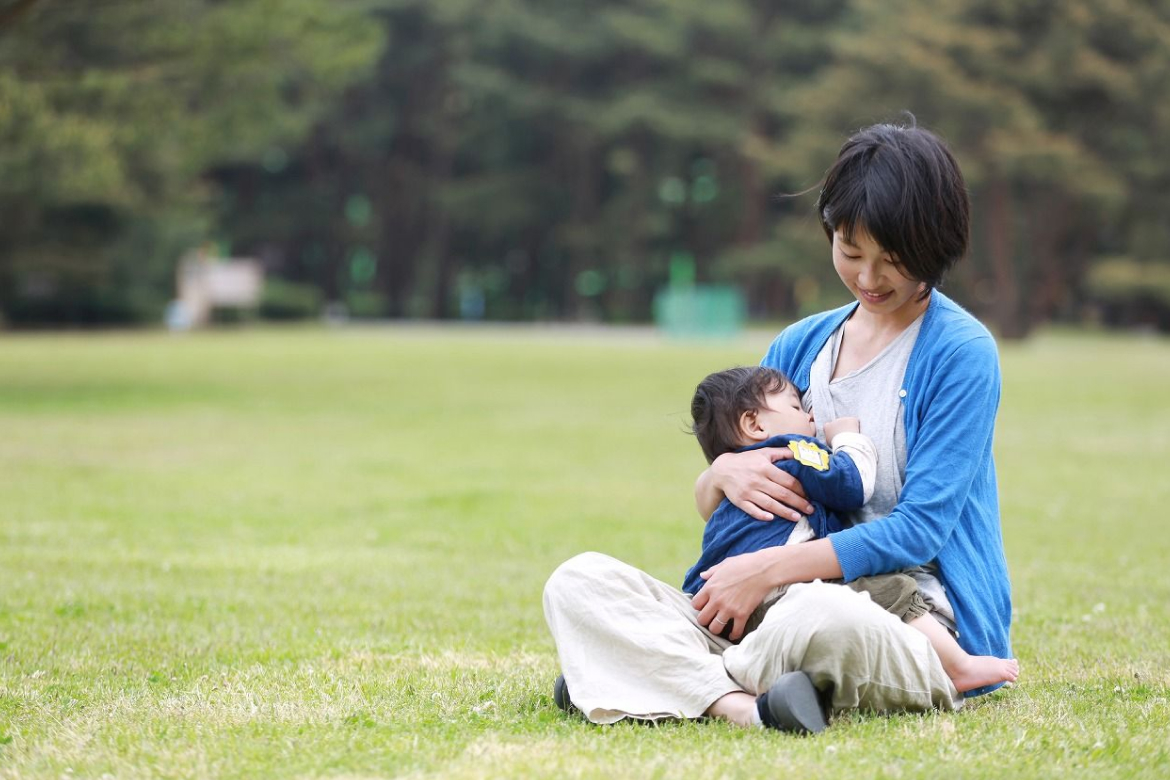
[{"left": 3, "top": 0, "right": 1169, "bottom": 336}]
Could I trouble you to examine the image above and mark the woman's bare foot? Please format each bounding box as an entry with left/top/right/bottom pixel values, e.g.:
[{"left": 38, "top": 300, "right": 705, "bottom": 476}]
[
  {"left": 705, "top": 691, "right": 758, "bottom": 727},
  {"left": 947, "top": 656, "right": 1019, "bottom": 693}
]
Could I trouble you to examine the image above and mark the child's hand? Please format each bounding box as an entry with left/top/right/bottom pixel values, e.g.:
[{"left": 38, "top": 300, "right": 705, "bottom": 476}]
[{"left": 823, "top": 416, "right": 860, "bottom": 442}]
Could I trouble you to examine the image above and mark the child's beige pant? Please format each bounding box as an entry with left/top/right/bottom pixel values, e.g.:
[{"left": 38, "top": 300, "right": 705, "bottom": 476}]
[{"left": 543, "top": 552, "right": 961, "bottom": 724}]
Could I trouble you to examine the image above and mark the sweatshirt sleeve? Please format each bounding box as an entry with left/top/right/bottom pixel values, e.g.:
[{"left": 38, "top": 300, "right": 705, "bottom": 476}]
[
  {"left": 829, "top": 431, "right": 877, "bottom": 505},
  {"left": 829, "top": 336, "right": 1001, "bottom": 580},
  {"left": 778, "top": 439, "right": 866, "bottom": 512}
]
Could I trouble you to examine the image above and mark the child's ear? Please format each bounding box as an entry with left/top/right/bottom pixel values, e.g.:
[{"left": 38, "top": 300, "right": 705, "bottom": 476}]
[{"left": 739, "top": 409, "right": 768, "bottom": 443}]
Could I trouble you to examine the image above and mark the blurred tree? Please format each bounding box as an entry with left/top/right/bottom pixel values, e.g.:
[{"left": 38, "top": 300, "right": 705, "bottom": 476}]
[
  {"left": 197, "top": 0, "right": 1170, "bottom": 332},
  {"left": 212, "top": 0, "right": 472, "bottom": 318},
  {"left": 218, "top": 0, "right": 854, "bottom": 321},
  {"left": 0, "top": 0, "right": 381, "bottom": 324},
  {"left": 775, "top": 0, "right": 1168, "bottom": 337},
  {"left": 0, "top": 0, "right": 42, "bottom": 29},
  {"left": 7, "top": 0, "right": 1168, "bottom": 330},
  {"left": 1010, "top": 0, "right": 1170, "bottom": 327},
  {"left": 451, "top": 0, "right": 855, "bottom": 321}
]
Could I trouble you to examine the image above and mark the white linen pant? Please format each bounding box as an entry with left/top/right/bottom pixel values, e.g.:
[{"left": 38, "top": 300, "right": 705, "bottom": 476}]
[{"left": 543, "top": 552, "right": 961, "bottom": 724}]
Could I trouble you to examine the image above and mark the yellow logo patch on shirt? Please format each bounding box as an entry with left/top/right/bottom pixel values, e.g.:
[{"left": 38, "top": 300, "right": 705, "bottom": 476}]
[{"left": 788, "top": 439, "right": 830, "bottom": 471}]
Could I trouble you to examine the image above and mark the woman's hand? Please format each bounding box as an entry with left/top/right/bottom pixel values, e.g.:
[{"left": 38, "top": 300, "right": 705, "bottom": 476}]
[
  {"left": 691, "top": 549, "right": 777, "bottom": 642},
  {"left": 694, "top": 540, "right": 844, "bottom": 641},
  {"left": 705, "top": 448, "right": 813, "bottom": 522}
]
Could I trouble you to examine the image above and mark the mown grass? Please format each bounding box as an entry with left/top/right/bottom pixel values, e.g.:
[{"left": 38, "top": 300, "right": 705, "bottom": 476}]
[{"left": 1, "top": 325, "right": 1167, "bottom": 779}]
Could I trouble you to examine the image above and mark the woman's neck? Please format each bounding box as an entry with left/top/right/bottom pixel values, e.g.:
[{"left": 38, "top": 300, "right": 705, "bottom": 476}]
[
  {"left": 832, "top": 293, "right": 929, "bottom": 380},
  {"left": 850, "top": 291, "right": 930, "bottom": 340}
]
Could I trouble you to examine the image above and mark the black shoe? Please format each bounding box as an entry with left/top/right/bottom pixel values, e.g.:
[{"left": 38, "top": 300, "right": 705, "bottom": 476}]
[
  {"left": 756, "top": 672, "right": 829, "bottom": 734},
  {"left": 553, "top": 673, "right": 574, "bottom": 713}
]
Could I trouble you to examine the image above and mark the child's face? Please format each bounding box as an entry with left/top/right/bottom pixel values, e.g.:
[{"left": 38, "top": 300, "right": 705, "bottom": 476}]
[{"left": 755, "top": 386, "right": 816, "bottom": 439}]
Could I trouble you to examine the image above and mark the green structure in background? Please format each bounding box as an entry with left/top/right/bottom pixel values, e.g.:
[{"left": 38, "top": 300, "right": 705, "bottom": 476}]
[{"left": 653, "top": 251, "right": 745, "bottom": 339}]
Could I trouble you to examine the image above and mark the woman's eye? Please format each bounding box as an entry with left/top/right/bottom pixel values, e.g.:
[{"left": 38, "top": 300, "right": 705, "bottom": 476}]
[{"left": 842, "top": 253, "right": 860, "bottom": 260}]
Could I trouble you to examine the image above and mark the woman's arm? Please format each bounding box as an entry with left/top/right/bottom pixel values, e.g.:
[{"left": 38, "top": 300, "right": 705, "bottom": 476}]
[
  {"left": 693, "top": 448, "right": 813, "bottom": 521},
  {"left": 691, "top": 539, "right": 843, "bottom": 641}
]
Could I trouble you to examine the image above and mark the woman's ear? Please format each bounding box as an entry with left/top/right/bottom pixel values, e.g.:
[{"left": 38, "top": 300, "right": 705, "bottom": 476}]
[{"left": 739, "top": 409, "right": 768, "bottom": 443}]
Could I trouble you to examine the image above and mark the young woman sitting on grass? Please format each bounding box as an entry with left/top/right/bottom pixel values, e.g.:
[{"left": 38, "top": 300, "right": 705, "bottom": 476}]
[
  {"left": 543, "top": 121, "right": 1015, "bottom": 732},
  {"left": 682, "top": 364, "right": 1017, "bottom": 697}
]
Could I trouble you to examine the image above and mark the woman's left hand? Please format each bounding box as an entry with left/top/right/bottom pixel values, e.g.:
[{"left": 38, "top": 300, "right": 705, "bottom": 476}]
[{"left": 691, "top": 549, "right": 777, "bottom": 642}]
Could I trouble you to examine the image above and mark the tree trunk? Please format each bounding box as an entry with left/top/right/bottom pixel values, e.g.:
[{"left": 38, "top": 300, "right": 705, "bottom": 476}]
[
  {"left": 985, "top": 173, "right": 1025, "bottom": 338},
  {"left": 427, "top": 211, "right": 454, "bottom": 319},
  {"left": 565, "top": 139, "right": 600, "bottom": 321},
  {"left": 1030, "top": 192, "right": 1072, "bottom": 324},
  {"left": 0, "top": 0, "right": 42, "bottom": 30}
]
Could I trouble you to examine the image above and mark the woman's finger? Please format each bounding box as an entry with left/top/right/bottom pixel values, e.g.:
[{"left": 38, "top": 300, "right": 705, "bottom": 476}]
[
  {"left": 757, "top": 447, "right": 795, "bottom": 463},
  {"left": 744, "top": 486, "right": 806, "bottom": 522},
  {"left": 692, "top": 572, "right": 727, "bottom": 628},
  {"left": 708, "top": 615, "right": 731, "bottom": 637},
  {"left": 759, "top": 473, "right": 814, "bottom": 517},
  {"left": 695, "top": 598, "right": 719, "bottom": 628},
  {"left": 740, "top": 500, "right": 774, "bottom": 522},
  {"left": 749, "top": 493, "right": 799, "bottom": 522},
  {"left": 704, "top": 599, "right": 746, "bottom": 640}
]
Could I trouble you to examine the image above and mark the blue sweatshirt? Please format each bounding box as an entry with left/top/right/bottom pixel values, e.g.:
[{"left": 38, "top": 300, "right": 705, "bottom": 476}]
[
  {"left": 682, "top": 433, "right": 864, "bottom": 595},
  {"left": 761, "top": 291, "right": 1013, "bottom": 695}
]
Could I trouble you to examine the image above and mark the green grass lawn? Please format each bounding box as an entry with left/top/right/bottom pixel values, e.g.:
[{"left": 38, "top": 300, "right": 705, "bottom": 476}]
[{"left": 1, "top": 325, "right": 1167, "bottom": 779}]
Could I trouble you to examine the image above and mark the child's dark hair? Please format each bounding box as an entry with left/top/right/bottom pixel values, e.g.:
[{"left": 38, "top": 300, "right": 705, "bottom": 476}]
[
  {"left": 816, "top": 121, "right": 970, "bottom": 297},
  {"left": 690, "top": 366, "right": 792, "bottom": 464}
]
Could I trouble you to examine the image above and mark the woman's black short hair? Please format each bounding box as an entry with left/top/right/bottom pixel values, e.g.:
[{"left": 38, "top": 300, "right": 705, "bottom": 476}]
[
  {"left": 690, "top": 366, "right": 791, "bottom": 464},
  {"left": 815, "top": 122, "right": 970, "bottom": 294}
]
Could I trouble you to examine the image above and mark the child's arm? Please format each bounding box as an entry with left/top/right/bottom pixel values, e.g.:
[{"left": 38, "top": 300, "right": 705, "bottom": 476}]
[
  {"left": 823, "top": 417, "right": 877, "bottom": 508},
  {"left": 778, "top": 421, "right": 876, "bottom": 512}
]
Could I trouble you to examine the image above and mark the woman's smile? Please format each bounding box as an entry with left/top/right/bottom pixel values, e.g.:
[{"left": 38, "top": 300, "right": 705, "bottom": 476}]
[{"left": 858, "top": 288, "right": 893, "bottom": 305}]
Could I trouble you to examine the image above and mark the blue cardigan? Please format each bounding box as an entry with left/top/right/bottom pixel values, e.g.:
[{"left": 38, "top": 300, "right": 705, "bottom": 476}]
[{"left": 761, "top": 291, "right": 1013, "bottom": 695}]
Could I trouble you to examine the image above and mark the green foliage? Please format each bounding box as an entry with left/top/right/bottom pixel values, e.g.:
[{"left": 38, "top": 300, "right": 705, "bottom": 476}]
[
  {"left": 5, "top": 1, "right": 1170, "bottom": 333},
  {"left": 259, "top": 279, "right": 323, "bottom": 320},
  {"left": 0, "top": 327, "right": 1168, "bottom": 776},
  {"left": 774, "top": 0, "right": 1170, "bottom": 335},
  {"left": 0, "top": 0, "right": 382, "bottom": 325},
  {"left": 1087, "top": 258, "right": 1170, "bottom": 305},
  {"left": 0, "top": 73, "right": 125, "bottom": 202},
  {"left": 208, "top": 305, "right": 257, "bottom": 325},
  {"left": 345, "top": 290, "right": 389, "bottom": 319},
  {"left": 1085, "top": 257, "right": 1170, "bottom": 331}
]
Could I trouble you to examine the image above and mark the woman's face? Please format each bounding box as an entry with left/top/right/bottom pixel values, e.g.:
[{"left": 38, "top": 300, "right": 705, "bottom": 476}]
[{"left": 832, "top": 228, "right": 927, "bottom": 320}]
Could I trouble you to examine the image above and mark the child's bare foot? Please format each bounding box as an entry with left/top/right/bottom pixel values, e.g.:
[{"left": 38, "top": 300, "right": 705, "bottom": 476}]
[{"left": 947, "top": 656, "right": 1019, "bottom": 693}]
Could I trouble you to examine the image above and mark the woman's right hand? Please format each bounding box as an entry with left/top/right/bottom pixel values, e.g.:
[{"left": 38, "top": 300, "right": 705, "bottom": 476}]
[{"left": 702, "top": 448, "right": 813, "bottom": 522}]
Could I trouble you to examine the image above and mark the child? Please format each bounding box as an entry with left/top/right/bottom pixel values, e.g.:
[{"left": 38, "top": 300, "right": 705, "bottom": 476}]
[{"left": 686, "top": 366, "right": 1018, "bottom": 693}]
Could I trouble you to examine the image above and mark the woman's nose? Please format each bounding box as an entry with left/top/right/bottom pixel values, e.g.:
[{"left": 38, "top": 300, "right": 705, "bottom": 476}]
[{"left": 857, "top": 260, "right": 880, "bottom": 288}]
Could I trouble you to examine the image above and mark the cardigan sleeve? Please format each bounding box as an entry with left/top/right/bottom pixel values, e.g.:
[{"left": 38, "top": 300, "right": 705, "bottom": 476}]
[{"left": 829, "top": 335, "right": 1001, "bottom": 579}]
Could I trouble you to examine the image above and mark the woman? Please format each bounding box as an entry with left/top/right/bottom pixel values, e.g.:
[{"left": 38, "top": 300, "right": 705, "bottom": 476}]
[{"left": 543, "top": 122, "right": 1013, "bottom": 732}]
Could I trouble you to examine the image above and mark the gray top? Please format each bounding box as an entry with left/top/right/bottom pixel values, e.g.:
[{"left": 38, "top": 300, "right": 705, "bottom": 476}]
[{"left": 803, "top": 312, "right": 957, "bottom": 630}]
